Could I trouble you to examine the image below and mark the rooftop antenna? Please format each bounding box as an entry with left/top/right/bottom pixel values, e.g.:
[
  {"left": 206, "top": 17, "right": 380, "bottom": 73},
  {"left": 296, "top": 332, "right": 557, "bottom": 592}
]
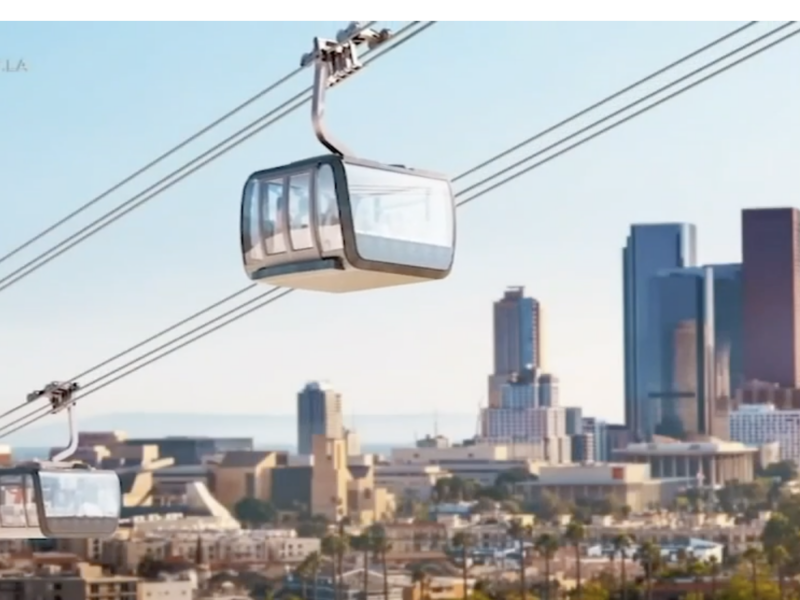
[{"left": 433, "top": 410, "right": 439, "bottom": 437}]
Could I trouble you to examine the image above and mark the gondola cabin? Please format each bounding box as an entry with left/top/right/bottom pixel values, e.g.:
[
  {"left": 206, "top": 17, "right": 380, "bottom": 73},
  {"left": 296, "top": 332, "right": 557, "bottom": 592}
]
[
  {"left": 240, "top": 155, "right": 456, "bottom": 293},
  {"left": 0, "top": 463, "right": 120, "bottom": 539}
]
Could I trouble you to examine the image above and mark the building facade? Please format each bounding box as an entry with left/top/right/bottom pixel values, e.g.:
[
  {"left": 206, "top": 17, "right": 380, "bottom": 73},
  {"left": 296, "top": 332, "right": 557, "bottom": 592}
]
[
  {"left": 647, "top": 267, "right": 716, "bottom": 439},
  {"left": 730, "top": 403, "right": 800, "bottom": 463},
  {"left": 489, "top": 287, "right": 543, "bottom": 407},
  {"left": 297, "top": 381, "right": 344, "bottom": 455},
  {"left": 623, "top": 223, "right": 697, "bottom": 440},
  {"left": 710, "top": 263, "right": 744, "bottom": 396},
  {"left": 742, "top": 208, "right": 800, "bottom": 388}
]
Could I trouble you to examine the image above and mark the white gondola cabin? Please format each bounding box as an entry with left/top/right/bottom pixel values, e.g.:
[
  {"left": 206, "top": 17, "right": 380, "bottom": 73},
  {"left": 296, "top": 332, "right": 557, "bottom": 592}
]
[
  {"left": 0, "top": 463, "right": 120, "bottom": 539},
  {"left": 241, "top": 155, "right": 456, "bottom": 292},
  {"left": 239, "top": 24, "right": 458, "bottom": 293}
]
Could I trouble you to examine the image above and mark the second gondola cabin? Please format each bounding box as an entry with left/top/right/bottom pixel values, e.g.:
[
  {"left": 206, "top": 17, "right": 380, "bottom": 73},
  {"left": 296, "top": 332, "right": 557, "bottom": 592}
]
[{"left": 240, "top": 155, "right": 456, "bottom": 293}]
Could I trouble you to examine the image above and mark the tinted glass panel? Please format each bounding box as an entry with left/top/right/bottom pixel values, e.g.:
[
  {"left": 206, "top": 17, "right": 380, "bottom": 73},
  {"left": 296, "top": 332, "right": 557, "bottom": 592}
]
[
  {"left": 344, "top": 163, "right": 455, "bottom": 270},
  {"left": 316, "top": 163, "right": 343, "bottom": 251},
  {"left": 287, "top": 172, "right": 314, "bottom": 250},
  {"left": 39, "top": 471, "right": 121, "bottom": 519},
  {"left": 0, "top": 475, "right": 26, "bottom": 527},
  {"left": 261, "top": 179, "right": 287, "bottom": 255},
  {"left": 24, "top": 475, "right": 38, "bottom": 527},
  {"left": 241, "top": 179, "right": 266, "bottom": 267}
]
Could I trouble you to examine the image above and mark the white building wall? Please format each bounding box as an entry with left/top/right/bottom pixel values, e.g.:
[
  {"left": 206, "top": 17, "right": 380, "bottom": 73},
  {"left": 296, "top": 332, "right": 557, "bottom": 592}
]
[{"left": 730, "top": 404, "right": 799, "bottom": 462}]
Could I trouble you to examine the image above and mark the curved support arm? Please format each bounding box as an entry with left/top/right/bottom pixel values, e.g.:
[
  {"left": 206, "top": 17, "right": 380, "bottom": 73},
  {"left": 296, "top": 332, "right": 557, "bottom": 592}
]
[
  {"left": 52, "top": 405, "right": 78, "bottom": 463},
  {"left": 311, "top": 38, "right": 353, "bottom": 157}
]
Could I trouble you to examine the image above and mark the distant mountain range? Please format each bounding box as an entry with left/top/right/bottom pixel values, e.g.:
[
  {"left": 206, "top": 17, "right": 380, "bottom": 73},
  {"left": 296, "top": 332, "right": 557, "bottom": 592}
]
[{"left": 5, "top": 411, "right": 478, "bottom": 449}]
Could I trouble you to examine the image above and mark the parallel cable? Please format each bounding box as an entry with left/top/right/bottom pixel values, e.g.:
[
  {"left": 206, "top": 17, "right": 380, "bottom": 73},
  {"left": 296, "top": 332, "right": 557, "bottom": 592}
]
[
  {"left": 0, "top": 21, "right": 375, "bottom": 270},
  {"left": 0, "top": 21, "right": 433, "bottom": 297},
  {"left": 3, "top": 21, "right": 797, "bottom": 439}
]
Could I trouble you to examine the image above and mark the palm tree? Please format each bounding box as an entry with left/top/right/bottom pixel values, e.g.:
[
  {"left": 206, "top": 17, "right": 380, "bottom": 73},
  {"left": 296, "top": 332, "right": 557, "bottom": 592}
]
[
  {"left": 299, "top": 551, "right": 321, "bottom": 600},
  {"left": 612, "top": 534, "right": 632, "bottom": 600},
  {"left": 770, "top": 545, "right": 789, "bottom": 600},
  {"left": 321, "top": 534, "right": 337, "bottom": 595},
  {"left": 411, "top": 565, "right": 430, "bottom": 600},
  {"left": 451, "top": 531, "right": 475, "bottom": 600},
  {"left": 707, "top": 555, "right": 719, "bottom": 599},
  {"left": 322, "top": 532, "right": 348, "bottom": 600},
  {"left": 534, "top": 533, "right": 559, "bottom": 600},
  {"left": 352, "top": 531, "right": 373, "bottom": 600},
  {"left": 638, "top": 541, "right": 660, "bottom": 600},
  {"left": 564, "top": 519, "right": 586, "bottom": 599},
  {"left": 370, "top": 524, "right": 392, "bottom": 600},
  {"left": 509, "top": 518, "right": 532, "bottom": 600},
  {"left": 743, "top": 546, "right": 762, "bottom": 600}
]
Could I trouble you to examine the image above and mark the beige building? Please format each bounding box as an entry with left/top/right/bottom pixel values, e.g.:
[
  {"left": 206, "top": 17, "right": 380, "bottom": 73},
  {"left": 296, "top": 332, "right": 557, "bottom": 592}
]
[
  {"left": 102, "top": 530, "right": 320, "bottom": 571},
  {"left": 613, "top": 436, "right": 758, "bottom": 486},
  {"left": 374, "top": 464, "right": 451, "bottom": 501},
  {"left": 0, "top": 562, "right": 191, "bottom": 600},
  {"left": 389, "top": 443, "right": 537, "bottom": 486},
  {"left": 516, "top": 463, "right": 689, "bottom": 512},
  {"left": 210, "top": 450, "right": 289, "bottom": 508},
  {"left": 310, "top": 435, "right": 396, "bottom": 524}
]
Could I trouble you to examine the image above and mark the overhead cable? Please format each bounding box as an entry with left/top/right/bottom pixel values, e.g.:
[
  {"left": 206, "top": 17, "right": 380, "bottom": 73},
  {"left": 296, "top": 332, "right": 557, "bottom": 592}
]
[
  {"left": 0, "top": 21, "right": 434, "bottom": 297},
  {"left": 3, "top": 21, "right": 796, "bottom": 439}
]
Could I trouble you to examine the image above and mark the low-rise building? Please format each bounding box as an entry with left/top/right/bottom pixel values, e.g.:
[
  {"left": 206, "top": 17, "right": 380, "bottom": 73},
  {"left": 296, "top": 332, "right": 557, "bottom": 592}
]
[
  {"left": 515, "top": 463, "right": 691, "bottom": 512},
  {"left": 613, "top": 436, "right": 758, "bottom": 485}
]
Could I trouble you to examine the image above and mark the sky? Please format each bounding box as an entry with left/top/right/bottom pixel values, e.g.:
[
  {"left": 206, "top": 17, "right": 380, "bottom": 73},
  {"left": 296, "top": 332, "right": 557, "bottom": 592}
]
[{"left": 1, "top": 21, "right": 799, "bottom": 440}]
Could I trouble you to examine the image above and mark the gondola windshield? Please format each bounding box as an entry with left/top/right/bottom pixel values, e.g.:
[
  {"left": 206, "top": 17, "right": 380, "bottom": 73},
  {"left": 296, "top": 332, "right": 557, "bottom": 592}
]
[
  {"left": 39, "top": 471, "right": 120, "bottom": 519},
  {"left": 344, "top": 163, "right": 454, "bottom": 270}
]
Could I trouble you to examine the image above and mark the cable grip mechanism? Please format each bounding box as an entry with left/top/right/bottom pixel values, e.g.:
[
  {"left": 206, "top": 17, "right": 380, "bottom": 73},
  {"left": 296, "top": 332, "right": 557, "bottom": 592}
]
[{"left": 300, "top": 21, "right": 392, "bottom": 156}]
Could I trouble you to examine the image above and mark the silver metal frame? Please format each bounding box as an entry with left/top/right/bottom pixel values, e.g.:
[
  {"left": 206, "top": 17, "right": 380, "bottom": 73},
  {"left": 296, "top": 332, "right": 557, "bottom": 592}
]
[{"left": 302, "top": 23, "right": 392, "bottom": 157}]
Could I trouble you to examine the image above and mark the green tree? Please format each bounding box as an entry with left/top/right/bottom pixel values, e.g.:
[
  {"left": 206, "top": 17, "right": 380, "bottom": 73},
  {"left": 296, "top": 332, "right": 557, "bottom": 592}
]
[
  {"left": 612, "top": 534, "right": 632, "bottom": 600},
  {"left": 411, "top": 565, "right": 431, "bottom": 600},
  {"left": 564, "top": 519, "right": 585, "bottom": 599},
  {"left": 451, "top": 531, "right": 475, "bottom": 600},
  {"left": 769, "top": 545, "right": 789, "bottom": 600},
  {"left": 233, "top": 497, "right": 276, "bottom": 528},
  {"left": 580, "top": 580, "right": 610, "bottom": 600},
  {"left": 295, "top": 551, "right": 321, "bottom": 599},
  {"left": 321, "top": 532, "right": 348, "bottom": 600},
  {"left": 638, "top": 540, "right": 661, "bottom": 600},
  {"left": 743, "top": 547, "right": 762, "bottom": 600},
  {"left": 708, "top": 555, "right": 720, "bottom": 599},
  {"left": 368, "top": 524, "right": 392, "bottom": 600},
  {"left": 351, "top": 531, "right": 373, "bottom": 599},
  {"left": 534, "top": 533, "right": 559, "bottom": 600},
  {"left": 758, "top": 460, "right": 798, "bottom": 483},
  {"left": 509, "top": 518, "right": 532, "bottom": 600}
]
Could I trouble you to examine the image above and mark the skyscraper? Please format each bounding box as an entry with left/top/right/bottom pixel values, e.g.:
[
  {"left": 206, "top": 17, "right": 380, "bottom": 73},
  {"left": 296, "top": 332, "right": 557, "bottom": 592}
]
[
  {"left": 709, "top": 263, "right": 743, "bottom": 396},
  {"left": 489, "top": 286, "right": 543, "bottom": 407},
  {"left": 297, "top": 381, "right": 344, "bottom": 455},
  {"left": 648, "top": 267, "right": 715, "bottom": 439},
  {"left": 623, "top": 223, "right": 697, "bottom": 440},
  {"left": 493, "top": 286, "right": 543, "bottom": 374},
  {"left": 742, "top": 208, "right": 800, "bottom": 388}
]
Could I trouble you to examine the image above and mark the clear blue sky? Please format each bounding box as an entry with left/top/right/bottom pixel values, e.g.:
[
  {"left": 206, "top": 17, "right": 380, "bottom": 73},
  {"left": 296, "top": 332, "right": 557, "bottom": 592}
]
[{"left": 0, "top": 22, "right": 798, "bottom": 436}]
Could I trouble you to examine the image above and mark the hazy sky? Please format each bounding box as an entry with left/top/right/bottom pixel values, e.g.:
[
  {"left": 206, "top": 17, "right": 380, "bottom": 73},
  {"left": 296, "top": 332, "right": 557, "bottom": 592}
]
[{"left": 1, "top": 21, "right": 798, "bottom": 436}]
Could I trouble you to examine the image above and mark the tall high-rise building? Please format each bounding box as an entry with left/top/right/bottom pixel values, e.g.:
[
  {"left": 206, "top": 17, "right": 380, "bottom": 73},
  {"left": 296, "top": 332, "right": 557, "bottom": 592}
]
[
  {"left": 709, "top": 263, "right": 743, "bottom": 396},
  {"left": 489, "top": 287, "right": 543, "bottom": 407},
  {"left": 297, "top": 381, "right": 344, "bottom": 455},
  {"left": 623, "top": 223, "right": 697, "bottom": 440},
  {"left": 742, "top": 208, "right": 800, "bottom": 388},
  {"left": 493, "top": 286, "right": 542, "bottom": 374},
  {"left": 648, "top": 267, "right": 715, "bottom": 439}
]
